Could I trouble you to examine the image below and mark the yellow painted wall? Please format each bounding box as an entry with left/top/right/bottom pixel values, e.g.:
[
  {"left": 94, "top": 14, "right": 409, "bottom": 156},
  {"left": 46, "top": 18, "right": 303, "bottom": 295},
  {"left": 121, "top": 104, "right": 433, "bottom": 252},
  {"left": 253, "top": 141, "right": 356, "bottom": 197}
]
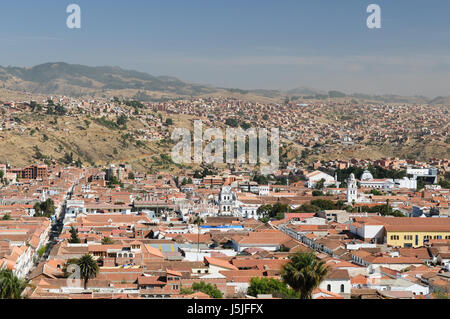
[{"left": 386, "top": 231, "right": 450, "bottom": 248}]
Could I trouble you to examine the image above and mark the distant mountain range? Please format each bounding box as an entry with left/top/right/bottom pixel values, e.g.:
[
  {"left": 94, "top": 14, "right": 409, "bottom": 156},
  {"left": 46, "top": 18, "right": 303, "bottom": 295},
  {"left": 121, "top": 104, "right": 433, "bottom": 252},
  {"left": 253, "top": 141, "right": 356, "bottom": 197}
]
[
  {"left": 0, "top": 62, "right": 448, "bottom": 104},
  {"left": 0, "top": 62, "right": 219, "bottom": 98}
]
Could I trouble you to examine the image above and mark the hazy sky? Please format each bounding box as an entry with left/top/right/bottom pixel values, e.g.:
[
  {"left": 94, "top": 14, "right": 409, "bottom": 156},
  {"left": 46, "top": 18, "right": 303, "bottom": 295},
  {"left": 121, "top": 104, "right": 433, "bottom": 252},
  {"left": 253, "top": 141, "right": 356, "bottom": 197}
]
[{"left": 1, "top": 0, "right": 450, "bottom": 97}]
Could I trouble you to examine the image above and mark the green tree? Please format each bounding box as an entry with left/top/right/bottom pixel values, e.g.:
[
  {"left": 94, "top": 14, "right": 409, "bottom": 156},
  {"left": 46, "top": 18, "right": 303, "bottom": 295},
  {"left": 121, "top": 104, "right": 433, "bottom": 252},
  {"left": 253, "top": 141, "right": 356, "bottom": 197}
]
[
  {"left": 370, "top": 189, "right": 383, "bottom": 196},
  {"left": 33, "top": 199, "right": 55, "bottom": 218},
  {"left": 54, "top": 104, "right": 67, "bottom": 116},
  {"left": 257, "top": 203, "right": 289, "bottom": 221},
  {"left": 310, "top": 199, "right": 340, "bottom": 210},
  {"left": 77, "top": 254, "right": 99, "bottom": 290},
  {"left": 0, "top": 269, "right": 29, "bottom": 299},
  {"left": 101, "top": 237, "right": 115, "bottom": 245},
  {"left": 439, "top": 179, "right": 450, "bottom": 189},
  {"left": 190, "top": 281, "right": 223, "bottom": 298},
  {"left": 69, "top": 226, "right": 81, "bottom": 244},
  {"left": 315, "top": 178, "right": 325, "bottom": 190},
  {"left": 110, "top": 176, "right": 120, "bottom": 185},
  {"left": 281, "top": 252, "right": 328, "bottom": 299},
  {"left": 253, "top": 174, "right": 269, "bottom": 185},
  {"left": 193, "top": 170, "right": 203, "bottom": 179},
  {"left": 75, "top": 158, "right": 83, "bottom": 168},
  {"left": 1, "top": 213, "right": 11, "bottom": 221},
  {"left": 240, "top": 122, "right": 251, "bottom": 130},
  {"left": 117, "top": 114, "right": 128, "bottom": 127},
  {"left": 225, "top": 118, "right": 239, "bottom": 128},
  {"left": 180, "top": 287, "right": 194, "bottom": 295},
  {"left": 247, "top": 277, "right": 299, "bottom": 299},
  {"left": 63, "top": 152, "right": 74, "bottom": 164},
  {"left": 37, "top": 245, "right": 47, "bottom": 258}
]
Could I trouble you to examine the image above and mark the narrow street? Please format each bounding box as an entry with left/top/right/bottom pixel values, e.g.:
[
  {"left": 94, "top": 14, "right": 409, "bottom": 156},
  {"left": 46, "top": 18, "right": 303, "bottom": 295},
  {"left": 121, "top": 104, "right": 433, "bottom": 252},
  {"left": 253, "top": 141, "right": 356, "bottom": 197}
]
[{"left": 30, "top": 177, "right": 80, "bottom": 268}]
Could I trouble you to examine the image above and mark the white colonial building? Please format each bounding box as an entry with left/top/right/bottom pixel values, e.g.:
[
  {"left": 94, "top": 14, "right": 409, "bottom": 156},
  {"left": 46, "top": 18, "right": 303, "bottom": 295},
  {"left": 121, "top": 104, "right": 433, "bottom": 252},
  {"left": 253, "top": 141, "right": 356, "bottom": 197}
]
[
  {"left": 359, "top": 170, "right": 417, "bottom": 190},
  {"left": 258, "top": 185, "right": 270, "bottom": 196},
  {"left": 305, "top": 171, "right": 338, "bottom": 188},
  {"left": 218, "top": 186, "right": 264, "bottom": 219},
  {"left": 218, "top": 186, "right": 238, "bottom": 216}
]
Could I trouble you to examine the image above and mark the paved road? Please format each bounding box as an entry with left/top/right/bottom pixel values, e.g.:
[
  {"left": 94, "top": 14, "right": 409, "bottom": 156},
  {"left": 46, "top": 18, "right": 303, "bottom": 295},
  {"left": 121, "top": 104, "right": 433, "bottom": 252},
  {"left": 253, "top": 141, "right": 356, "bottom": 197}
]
[{"left": 33, "top": 177, "right": 81, "bottom": 264}]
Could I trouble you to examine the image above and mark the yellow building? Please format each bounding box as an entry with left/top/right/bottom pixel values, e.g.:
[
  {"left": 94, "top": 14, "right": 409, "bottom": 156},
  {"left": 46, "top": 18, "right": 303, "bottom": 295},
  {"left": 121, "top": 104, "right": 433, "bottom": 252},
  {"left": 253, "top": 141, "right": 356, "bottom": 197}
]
[{"left": 385, "top": 221, "right": 450, "bottom": 248}]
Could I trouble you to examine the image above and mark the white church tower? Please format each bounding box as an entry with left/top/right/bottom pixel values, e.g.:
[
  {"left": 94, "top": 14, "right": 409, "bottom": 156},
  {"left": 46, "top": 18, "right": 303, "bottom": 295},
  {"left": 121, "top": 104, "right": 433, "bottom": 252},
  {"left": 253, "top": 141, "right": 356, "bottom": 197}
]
[
  {"left": 219, "top": 186, "right": 235, "bottom": 215},
  {"left": 346, "top": 173, "right": 358, "bottom": 204}
]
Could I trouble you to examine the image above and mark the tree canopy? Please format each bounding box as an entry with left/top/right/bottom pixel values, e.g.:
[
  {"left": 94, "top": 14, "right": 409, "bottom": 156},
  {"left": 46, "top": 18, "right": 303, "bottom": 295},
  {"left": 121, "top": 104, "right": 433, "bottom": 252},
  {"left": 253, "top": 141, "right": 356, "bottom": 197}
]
[
  {"left": 0, "top": 269, "right": 29, "bottom": 299},
  {"left": 181, "top": 281, "right": 223, "bottom": 298},
  {"left": 101, "top": 237, "right": 115, "bottom": 245},
  {"left": 33, "top": 199, "right": 55, "bottom": 218},
  {"left": 69, "top": 226, "right": 81, "bottom": 244},
  {"left": 247, "top": 277, "right": 299, "bottom": 299},
  {"left": 281, "top": 252, "right": 328, "bottom": 299},
  {"left": 77, "top": 254, "right": 99, "bottom": 290},
  {"left": 257, "top": 203, "right": 290, "bottom": 222}
]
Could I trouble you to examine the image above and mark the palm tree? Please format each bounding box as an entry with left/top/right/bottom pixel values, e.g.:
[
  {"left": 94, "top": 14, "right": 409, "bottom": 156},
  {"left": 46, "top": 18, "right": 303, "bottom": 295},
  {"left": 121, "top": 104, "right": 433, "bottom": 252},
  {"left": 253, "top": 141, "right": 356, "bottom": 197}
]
[
  {"left": 0, "top": 269, "right": 29, "bottom": 299},
  {"left": 281, "top": 251, "right": 328, "bottom": 299},
  {"left": 191, "top": 216, "right": 204, "bottom": 261},
  {"left": 77, "top": 254, "right": 99, "bottom": 290}
]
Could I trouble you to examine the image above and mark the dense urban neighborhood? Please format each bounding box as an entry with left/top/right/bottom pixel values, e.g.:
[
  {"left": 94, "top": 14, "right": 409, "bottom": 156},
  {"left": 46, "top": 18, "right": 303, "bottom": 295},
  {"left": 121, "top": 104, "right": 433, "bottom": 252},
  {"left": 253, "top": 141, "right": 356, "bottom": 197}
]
[
  {"left": 1, "top": 1, "right": 449, "bottom": 314},
  {"left": 0, "top": 67, "right": 449, "bottom": 301},
  {"left": 0, "top": 142, "right": 449, "bottom": 299}
]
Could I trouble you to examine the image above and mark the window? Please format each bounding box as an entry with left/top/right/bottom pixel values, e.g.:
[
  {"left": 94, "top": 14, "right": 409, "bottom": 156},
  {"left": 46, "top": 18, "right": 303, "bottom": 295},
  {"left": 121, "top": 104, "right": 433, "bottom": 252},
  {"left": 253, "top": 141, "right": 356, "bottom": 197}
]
[
  {"left": 404, "top": 235, "right": 413, "bottom": 240},
  {"left": 340, "top": 284, "right": 345, "bottom": 293},
  {"left": 327, "top": 284, "right": 331, "bottom": 291}
]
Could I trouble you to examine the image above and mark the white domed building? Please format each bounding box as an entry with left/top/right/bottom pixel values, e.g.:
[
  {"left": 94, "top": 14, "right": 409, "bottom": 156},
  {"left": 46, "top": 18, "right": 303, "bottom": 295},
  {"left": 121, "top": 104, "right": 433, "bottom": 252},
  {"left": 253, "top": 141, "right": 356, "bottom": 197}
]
[
  {"left": 360, "top": 170, "right": 374, "bottom": 181},
  {"left": 358, "top": 169, "right": 416, "bottom": 190}
]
